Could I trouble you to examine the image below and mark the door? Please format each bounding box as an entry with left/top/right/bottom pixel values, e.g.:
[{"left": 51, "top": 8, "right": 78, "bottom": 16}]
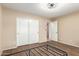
[{"left": 49, "top": 20, "right": 58, "bottom": 41}]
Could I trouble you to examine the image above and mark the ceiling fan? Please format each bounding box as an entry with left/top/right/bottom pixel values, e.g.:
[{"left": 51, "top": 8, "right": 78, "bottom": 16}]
[{"left": 47, "top": 3, "right": 56, "bottom": 9}]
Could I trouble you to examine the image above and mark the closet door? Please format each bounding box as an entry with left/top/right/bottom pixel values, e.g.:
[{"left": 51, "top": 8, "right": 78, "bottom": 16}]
[
  {"left": 49, "top": 21, "right": 58, "bottom": 41},
  {"left": 16, "top": 18, "right": 29, "bottom": 46},
  {"left": 29, "top": 20, "right": 39, "bottom": 44}
]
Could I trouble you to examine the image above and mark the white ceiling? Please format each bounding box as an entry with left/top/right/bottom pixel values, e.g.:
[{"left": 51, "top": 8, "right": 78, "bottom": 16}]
[{"left": 1, "top": 3, "right": 79, "bottom": 18}]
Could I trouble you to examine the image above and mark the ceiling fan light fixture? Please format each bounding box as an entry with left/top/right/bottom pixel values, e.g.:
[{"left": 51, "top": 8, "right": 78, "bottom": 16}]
[{"left": 47, "top": 3, "right": 56, "bottom": 9}]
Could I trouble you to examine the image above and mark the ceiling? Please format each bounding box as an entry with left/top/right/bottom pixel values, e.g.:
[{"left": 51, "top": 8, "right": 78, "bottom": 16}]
[{"left": 1, "top": 3, "right": 79, "bottom": 18}]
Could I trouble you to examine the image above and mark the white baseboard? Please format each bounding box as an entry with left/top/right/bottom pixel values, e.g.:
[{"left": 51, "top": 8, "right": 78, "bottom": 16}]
[
  {"left": 0, "top": 46, "right": 17, "bottom": 56},
  {"left": 2, "top": 46, "right": 17, "bottom": 51}
]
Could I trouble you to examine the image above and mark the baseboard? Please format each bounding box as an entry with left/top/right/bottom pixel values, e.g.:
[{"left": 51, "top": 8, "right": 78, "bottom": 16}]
[{"left": 2, "top": 46, "right": 17, "bottom": 51}]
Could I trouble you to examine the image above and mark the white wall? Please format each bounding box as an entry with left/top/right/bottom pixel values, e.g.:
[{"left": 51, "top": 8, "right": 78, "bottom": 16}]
[
  {"left": 58, "top": 12, "right": 79, "bottom": 47},
  {"left": 0, "top": 5, "right": 2, "bottom": 55}
]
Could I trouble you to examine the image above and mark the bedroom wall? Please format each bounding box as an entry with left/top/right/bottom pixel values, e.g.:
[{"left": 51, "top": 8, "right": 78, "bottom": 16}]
[
  {"left": 2, "top": 6, "right": 49, "bottom": 50},
  {"left": 58, "top": 12, "right": 79, "bottom": 47},
  {"left": 0, "top": 5, "right": 2, "bottom": 55}
]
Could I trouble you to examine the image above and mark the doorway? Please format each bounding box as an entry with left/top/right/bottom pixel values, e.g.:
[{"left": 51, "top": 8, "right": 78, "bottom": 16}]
[{"left": 49, "top": 20, "right": 58, "bottom": 41}]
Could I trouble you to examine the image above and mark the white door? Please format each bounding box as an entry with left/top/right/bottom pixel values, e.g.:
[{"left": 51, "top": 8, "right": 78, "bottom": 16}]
[
  {"left": 49, "top": 21, "right": 58, "bottom": 41},
  {"left": 16, "top": 18, "right": 39, "bottom": 46},
  {"left": 16, "top": 18, "right": 29, "bottom": 46},
  {"left": 29, "top": 20, "right": 39, "bottom": 44}
]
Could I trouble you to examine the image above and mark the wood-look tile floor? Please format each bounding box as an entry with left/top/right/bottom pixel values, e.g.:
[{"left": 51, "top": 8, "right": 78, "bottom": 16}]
[
  {"left": 4, "top": 45, "right": 67, "bottom": 56},
  {"left": 2, "top": 41, "right": 79, "bottom": 56}
]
